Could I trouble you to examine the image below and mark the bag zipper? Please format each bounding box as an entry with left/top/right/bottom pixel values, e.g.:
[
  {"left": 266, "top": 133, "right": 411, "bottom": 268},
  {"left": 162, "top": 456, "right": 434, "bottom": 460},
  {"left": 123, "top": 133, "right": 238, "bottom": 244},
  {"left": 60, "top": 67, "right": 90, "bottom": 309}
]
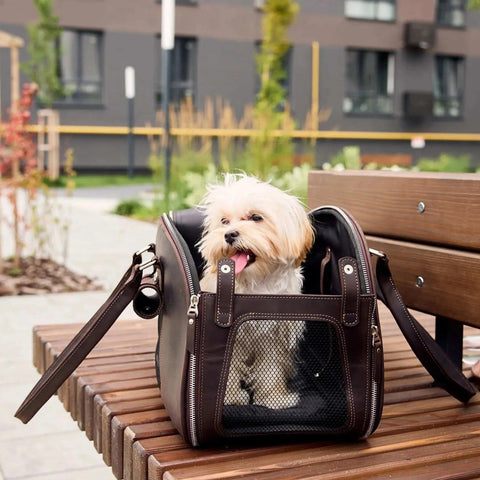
[
  {"left": 163, "top": 214, "right": 200, "bottom": 446},
  {"left": 363, "top": 323, "right": 383, "bottom": 438},
  {"left": 187, "top": 294, "right": 200, "bottom": 446}
]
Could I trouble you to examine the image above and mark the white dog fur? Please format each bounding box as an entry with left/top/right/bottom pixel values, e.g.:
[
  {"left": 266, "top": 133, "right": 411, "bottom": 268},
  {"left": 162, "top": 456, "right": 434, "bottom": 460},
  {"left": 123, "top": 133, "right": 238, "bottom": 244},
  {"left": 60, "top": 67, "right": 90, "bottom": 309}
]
[{"left": 198, "top": 174, "right": 314, "bottom": 409}]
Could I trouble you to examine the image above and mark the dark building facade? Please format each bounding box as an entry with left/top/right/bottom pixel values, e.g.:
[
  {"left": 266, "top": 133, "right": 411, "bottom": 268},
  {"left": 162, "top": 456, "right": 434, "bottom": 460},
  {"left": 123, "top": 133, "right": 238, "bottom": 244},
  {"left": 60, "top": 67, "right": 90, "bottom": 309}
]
[{"left": 1, "top": 0, "right": 480, "bottom": 171}]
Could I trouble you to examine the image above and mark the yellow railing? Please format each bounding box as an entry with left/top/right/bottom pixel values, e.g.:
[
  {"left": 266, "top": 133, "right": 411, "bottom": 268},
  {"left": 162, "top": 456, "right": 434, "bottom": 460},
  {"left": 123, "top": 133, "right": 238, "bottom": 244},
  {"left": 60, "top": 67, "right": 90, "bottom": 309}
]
[{"left": 24, "top": 124, "right": 480, "bottom": 142}]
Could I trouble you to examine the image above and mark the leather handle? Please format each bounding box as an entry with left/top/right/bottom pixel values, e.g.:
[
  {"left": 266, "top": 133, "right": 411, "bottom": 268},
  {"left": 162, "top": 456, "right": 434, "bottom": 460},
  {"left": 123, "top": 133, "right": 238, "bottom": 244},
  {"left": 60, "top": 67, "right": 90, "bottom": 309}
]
[
  {"left": 15, "top": 250, "right": 150, "bottom": 424},
  {"left": 214, "top": 258, "right": 236, "bottom": 328},
  {"left": 338, "top": 257, "right": 360, "bottom": 327},
  {"left": 375, "top": 254, "right": 477, "bottom": 403}
]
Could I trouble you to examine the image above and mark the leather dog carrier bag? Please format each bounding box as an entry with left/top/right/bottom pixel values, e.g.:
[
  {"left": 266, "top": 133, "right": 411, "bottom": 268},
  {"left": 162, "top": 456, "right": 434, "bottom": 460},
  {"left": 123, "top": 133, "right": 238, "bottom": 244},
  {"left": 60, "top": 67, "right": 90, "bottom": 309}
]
[
  {"left": 157, "top": 206, "right": 383, "bottom": 445},
  {"left": 15, "top": 206, "right": 476, "bottom": 446}
]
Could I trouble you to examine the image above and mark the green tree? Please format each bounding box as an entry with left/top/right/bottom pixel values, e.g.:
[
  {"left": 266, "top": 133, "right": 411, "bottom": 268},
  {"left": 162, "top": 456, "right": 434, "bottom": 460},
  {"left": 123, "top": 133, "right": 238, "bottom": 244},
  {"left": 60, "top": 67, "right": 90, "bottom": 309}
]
[
  {"left": 22, "top": 0, "right": 63, "bottom": 106},
  {"left": 469, "top": 0, "right": 480, "bottom": 9},
  {"left": 246, "top": 0, "right": 299, "bottom": 178}
]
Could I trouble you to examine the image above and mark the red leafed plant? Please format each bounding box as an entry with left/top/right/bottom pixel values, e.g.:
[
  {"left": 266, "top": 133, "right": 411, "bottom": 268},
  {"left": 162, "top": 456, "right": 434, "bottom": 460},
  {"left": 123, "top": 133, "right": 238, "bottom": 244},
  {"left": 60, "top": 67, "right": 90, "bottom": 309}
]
[{"left": 0, "top": 82, "right": 43, "bottom": 273}]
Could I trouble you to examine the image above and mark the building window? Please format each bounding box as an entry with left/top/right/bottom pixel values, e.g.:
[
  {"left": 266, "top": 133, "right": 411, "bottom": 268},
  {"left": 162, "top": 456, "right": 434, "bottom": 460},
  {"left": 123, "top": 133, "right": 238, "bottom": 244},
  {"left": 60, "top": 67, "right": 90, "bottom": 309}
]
[
  {"left": 436, "top": 0, "right": 466, "bottom": 28},
  {"left": 156, "top": 36, "right": 197, "bottom": 107},
  {"left": 56, "top": 29, "right": 103, "bottom": 104},
  {"left": 344, "top": 49, "right": 394, "bottom": 115},
  {"left": 254, "top": 42, "right": 292, "bottom": 110},
  {"left": 345, "top": 0, "right": 396, "bottom": 21},
  {"left": 434, "top": 56, "right": 464, "bottom": 117}
]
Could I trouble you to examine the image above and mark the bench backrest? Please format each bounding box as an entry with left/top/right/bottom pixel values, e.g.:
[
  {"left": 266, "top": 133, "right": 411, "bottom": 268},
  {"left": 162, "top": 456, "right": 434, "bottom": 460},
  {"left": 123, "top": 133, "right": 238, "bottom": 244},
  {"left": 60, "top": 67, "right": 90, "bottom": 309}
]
[{"left": 307, "top": 170, "right": 480, "bottom": 328}]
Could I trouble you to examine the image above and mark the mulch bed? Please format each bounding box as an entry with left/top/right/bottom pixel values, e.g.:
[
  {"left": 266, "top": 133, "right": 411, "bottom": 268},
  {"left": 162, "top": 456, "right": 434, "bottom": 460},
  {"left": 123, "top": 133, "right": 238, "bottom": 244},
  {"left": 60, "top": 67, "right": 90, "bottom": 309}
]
[{"left": 0, "top": 257, "right": 102, "bottom": 296}]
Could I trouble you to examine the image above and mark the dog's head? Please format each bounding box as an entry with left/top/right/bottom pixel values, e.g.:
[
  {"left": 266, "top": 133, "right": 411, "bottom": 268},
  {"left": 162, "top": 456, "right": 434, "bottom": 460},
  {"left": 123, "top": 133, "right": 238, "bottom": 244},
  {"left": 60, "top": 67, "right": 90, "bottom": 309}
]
[{"left": 198, "top": 174, "right": 314, "bottom": 279}]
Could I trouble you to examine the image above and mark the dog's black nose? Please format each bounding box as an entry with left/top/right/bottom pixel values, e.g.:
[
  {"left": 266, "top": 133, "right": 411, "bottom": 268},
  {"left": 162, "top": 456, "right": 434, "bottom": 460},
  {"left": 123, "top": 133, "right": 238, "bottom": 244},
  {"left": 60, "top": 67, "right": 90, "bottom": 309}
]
[{"left": 224, "top": 230, "right": 239, "bottom": 245}]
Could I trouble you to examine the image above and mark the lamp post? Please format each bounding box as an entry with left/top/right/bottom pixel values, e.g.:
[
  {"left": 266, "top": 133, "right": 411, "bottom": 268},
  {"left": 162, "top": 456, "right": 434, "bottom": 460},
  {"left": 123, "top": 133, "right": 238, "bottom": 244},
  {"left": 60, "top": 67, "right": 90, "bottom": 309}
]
[
  {"left": 125, "top": 66, "right": 136, "bottom": 178},
  {"left": 161, "top": 0, "right": 175, "bottom": 209}
]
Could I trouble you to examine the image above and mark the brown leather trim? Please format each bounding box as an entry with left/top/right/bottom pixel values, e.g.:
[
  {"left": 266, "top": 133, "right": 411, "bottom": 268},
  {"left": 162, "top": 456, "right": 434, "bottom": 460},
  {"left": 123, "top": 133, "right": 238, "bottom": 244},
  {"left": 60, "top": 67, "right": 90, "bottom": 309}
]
[
  {"left": 215, "top": 258, "right": 235, "bottom": 327},
  {"left": 339, "top": 257, "right": 360, "bottom": 327}
]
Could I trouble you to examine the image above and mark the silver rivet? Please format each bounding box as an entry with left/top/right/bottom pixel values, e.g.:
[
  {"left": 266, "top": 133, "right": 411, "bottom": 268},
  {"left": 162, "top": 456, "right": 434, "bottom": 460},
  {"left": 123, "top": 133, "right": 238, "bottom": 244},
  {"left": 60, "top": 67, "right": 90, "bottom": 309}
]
[
  {"left": 344, "top": 264, "right": 354, "bottom": 275},
  {"left": 418, "top": 202, "right": 426, "bottom": 214},
  {"left": 221, "top": 264, "right": 231, "bottom": 274},
  {"left": 416, "top": 276, "right": 424, "bottom": 288},
  {"left": 188, "top": 318, "right": 194, "bottom": 325}
]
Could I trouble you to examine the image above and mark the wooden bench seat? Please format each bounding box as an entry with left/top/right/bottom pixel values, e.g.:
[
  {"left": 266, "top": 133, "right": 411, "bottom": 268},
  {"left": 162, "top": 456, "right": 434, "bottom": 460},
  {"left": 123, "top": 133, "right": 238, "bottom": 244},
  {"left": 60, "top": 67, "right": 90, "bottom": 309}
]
[{"left": 33, "top": 310, "right": 480, "bottom": 480}]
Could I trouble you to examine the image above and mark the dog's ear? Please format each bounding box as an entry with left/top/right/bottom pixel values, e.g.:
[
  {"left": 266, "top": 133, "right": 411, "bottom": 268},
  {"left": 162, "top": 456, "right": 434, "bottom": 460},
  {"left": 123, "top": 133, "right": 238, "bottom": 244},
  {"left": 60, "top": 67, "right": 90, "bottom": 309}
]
[{"left": 293, "top": 215, "right": 315, "bottom": 268}]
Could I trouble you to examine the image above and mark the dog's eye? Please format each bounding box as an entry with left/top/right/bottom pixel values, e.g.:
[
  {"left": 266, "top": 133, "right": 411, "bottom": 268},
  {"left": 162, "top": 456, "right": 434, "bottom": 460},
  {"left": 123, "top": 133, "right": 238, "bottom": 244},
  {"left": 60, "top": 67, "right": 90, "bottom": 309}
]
[
  {"left": 221, "top": 217, "right": 230, "bottom": 225},
  {"left": 250, "top": 214, "right": 263, "bottom": 222}
]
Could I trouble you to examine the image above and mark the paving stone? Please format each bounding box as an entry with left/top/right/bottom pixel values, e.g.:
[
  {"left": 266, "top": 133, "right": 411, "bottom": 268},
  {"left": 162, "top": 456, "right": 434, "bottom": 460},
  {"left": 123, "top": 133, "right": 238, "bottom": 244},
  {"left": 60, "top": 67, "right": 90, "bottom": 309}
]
[
  {"left": 0, "top": 384, "right": 78, "bottom": 442},
  {"left": 23, "top": 465, "right": 113, "bottom": 480},
  {"left": 0, "top": 431, "right": 111, "bottom": 479}
]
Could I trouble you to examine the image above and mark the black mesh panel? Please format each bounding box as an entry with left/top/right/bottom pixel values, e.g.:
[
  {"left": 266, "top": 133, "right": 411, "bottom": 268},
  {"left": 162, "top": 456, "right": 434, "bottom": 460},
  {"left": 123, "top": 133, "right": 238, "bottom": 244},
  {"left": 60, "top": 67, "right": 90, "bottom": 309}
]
[{"left": 221, "top": 319, "right": 349, "bottom": 435}]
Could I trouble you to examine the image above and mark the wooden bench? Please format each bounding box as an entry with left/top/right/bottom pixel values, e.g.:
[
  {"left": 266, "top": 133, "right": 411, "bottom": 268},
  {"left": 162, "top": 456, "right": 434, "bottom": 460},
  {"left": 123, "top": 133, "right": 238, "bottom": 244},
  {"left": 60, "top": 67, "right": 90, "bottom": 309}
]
[
  {"left": 34, "top": 310, "right": 480, "bottom": 480},
  {"left": 309, "top": 170, "right": 480, "bottom": 369},
  {"left": 31, "top": 170, "right": 480, "bottom": 479}
]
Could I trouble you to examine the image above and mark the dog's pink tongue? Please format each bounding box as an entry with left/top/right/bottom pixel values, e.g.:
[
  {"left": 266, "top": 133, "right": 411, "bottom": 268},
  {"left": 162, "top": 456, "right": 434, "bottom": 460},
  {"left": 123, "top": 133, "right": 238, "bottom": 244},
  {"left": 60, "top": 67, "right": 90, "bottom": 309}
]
[{"left": 231, "top": 252, "right": 248, "bottom": 275}]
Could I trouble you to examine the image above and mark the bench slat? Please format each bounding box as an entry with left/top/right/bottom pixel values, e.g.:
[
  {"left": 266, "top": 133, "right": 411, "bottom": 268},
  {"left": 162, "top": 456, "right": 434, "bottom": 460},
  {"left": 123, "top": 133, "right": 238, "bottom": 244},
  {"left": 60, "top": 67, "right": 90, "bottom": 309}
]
[
  {"left": 308, "top": 170, "right": 480, "bottom": 252},
  {"left": 103, "top": 399, "right": 166, "bottom": 466},
  {"left": 77, "top": 367, "right": 156, "bottom": 423},
  {"left": 368, "top": 236, "right": 480, "bottom": 328},
  {"left": 368, "top": 457, "right": 480, "bottom": 480},
  {"left": 89, "top": 386, "right": 159, "bottom": 441},
  {"left": 91, "top": 377, "right": 159, "bottom": 452},
  {"left": 123, "top": 422, "right": 177, "bottom": 480}
]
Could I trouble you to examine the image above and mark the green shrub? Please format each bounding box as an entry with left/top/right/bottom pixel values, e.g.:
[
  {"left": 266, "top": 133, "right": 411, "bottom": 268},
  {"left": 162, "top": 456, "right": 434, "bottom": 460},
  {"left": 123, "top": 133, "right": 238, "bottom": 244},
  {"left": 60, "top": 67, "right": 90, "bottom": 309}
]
[
  {"left": 113, "top": 199, "right": 146, "bottom": 217},
  {"left": 325, "top": 146, "right": 361, "bottom": 170},
  {"left": 417, "top": 153, "right": 473, "bottom": 173},
  {"left": 271, "top": 163, "right": 311, "bottom": 202},
  {"left": 323, "top": 149, "right": 477, "bottom": 174}
]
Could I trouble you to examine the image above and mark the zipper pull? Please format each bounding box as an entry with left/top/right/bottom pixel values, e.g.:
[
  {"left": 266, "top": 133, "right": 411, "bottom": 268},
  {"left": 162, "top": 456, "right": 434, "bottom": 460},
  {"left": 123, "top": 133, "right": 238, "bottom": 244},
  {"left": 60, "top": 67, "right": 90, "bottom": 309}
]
[
  {"left": 188, "top": 294, "right": 199, "bottom": 317},
  {"left": 371, "top": 325, "right": 383, "bottom": 382},
  {"left": 187, "top": 294, "right": 199, "bottom": 353}
]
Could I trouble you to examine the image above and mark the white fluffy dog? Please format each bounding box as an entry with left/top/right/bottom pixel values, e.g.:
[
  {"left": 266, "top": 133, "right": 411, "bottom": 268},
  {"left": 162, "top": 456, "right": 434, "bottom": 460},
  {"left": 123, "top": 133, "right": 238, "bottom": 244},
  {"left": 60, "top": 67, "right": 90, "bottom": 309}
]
[{"left": 198, "top": 174, "right": 314, "bottom": 409}]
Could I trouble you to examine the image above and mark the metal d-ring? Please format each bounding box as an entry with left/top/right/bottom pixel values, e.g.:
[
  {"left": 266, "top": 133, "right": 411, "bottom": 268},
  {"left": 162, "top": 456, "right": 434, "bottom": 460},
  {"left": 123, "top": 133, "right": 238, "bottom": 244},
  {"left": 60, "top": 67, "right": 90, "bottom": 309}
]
[
  {"left": 139, "top": 258, "right": 158, "bottom": 271},
  {"left": 135, "top": 244, "right": 155, "bottom": 256}
]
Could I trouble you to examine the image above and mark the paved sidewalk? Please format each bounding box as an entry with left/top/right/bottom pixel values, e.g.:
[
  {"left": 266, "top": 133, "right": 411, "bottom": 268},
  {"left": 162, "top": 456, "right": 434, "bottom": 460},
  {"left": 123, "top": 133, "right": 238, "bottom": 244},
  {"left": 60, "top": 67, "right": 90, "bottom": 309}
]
[{"left": 0, "top": 185, "right": 158, "bottom": 480}]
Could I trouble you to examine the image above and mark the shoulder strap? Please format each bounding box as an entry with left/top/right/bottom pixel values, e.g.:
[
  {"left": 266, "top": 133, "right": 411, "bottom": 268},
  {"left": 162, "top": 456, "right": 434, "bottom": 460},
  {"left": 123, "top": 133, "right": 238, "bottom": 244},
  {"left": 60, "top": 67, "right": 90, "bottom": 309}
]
[
  {"left": 15, "top": 245, "right": 159, "bottom": 424},
  {"left": 375, "top": 254, "right": 477, "bottom": 403}
]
